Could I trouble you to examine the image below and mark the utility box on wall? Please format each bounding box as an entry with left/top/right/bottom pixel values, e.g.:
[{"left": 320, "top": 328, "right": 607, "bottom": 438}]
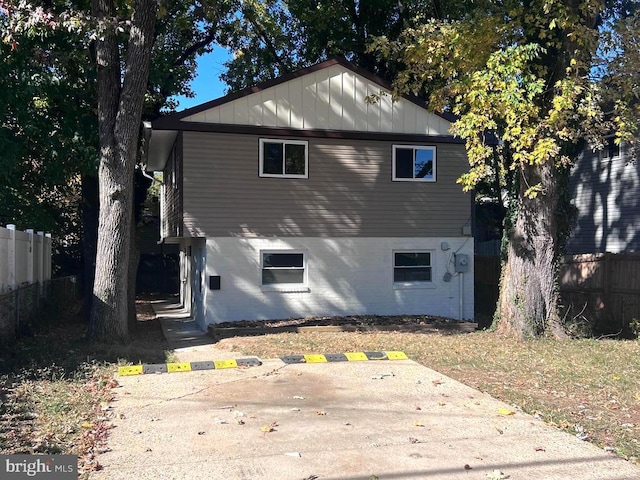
[
  {"left": 209, "top": 275, "right": 221, "bottom": 290},
  {"left": 454, "top": 253, "right": 469, "bottom": 273}
]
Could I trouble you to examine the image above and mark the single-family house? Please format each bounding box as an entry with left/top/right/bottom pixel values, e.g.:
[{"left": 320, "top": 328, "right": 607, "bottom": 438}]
[
  {"left": 567, "top": 138, "right": 640, "bottom": 254},
  {"left": 143, "top": 57, "right": 474, "bottom": 329}
]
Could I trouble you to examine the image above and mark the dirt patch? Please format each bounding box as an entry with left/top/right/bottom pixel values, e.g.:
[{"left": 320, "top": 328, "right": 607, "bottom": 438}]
[{"left": 214, "top": 314, "right": 468, "bottom": 329}]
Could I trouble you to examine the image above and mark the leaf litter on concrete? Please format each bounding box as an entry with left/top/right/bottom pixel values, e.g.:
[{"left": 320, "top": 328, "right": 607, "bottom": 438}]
[{"left": 217, "top": 329, "right": 640, "bottom": 464}]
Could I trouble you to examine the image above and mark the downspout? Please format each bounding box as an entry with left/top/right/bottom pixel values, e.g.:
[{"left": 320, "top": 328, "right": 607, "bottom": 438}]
[
  {"left": 141, "top": 121, "right": 166, "bottom": 245},
  {"left": 141, "top": 121, "right": 162, "bottom": 186}
]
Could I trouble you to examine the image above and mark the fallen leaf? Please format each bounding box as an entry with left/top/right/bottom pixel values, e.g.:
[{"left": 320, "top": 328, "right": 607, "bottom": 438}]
[
  {"left": 497, "top": 407, "right": 515, "bottom": 416},
  {"left": 81, "top": 422, "right": 92, "bottom": 429},
  {"left": 261, "top": 421, "right": 278, "bottom": 433}
]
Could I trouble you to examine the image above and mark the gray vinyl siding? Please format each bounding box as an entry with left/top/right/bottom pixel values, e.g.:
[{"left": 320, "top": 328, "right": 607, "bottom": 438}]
[
  {"left": 567, "top": 142, "right": 640, "bottom": 254},
  {"left": 162, "top": 133, "right": 183, "bottom": 238},
  {"left": 181, "top": 131, "right": 471, "bottom": 238}
]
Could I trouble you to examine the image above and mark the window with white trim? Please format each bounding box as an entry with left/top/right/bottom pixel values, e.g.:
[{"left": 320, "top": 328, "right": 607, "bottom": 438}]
[
  {"left": 392, "top": 145, "right": 436, "bottom": 182},
  {"left": 261, "top": 251, "right": 306, "bottom": 287},
  {"left": 393, "top": 251, "right": 432, "bottom": 283},
  {"left": 259, "top": 139, "right": 308, "bottom": 178}
]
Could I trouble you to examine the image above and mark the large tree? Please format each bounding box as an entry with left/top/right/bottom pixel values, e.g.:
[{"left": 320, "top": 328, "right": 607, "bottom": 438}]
[
  {"left": 85, "top": 0, "right": 157, "bottom": 341},
  {"left": 372, "top": 0, "right": 636, "bottom": 337},
  {"left": 1, "top": 0, "right": 233, "bottom": 341},
  {"left": 0, "top": 8, "right": 97, "bottom": 257},
  {"left": 218, "top": 0, "right": 460, "bottom": 90}
]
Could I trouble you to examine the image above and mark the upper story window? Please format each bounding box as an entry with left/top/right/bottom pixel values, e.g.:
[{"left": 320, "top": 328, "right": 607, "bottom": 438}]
[
  {"left": 392, "top": 145, "right": 436, "bottom": 182},
  {"left": 259, "top": 139, "right": 308, "bottom": 178}
]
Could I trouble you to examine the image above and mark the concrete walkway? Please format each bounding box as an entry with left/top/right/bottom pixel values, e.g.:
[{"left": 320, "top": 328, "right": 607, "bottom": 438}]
[
  {"left": 153, "top": 299, "right": 242, "bottom": 362},
  {"left": 92, "top": 302, "right": 640, "bottom": 480}
]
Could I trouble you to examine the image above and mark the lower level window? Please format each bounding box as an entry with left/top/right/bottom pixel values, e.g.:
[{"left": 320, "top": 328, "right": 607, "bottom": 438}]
[
  {"left": 394, "top": 251, "right": 432, "bottom": 283},
  {"left": 262, "top": 252, "right": 306, "bottom": 286}
]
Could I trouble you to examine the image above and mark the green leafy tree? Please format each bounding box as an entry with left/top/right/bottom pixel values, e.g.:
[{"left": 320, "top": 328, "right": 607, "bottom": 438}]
[
  {"left": 219, "top": 0, "right": 457, "bottom": 90},
  {"left": 372, "top": 0, "right": 636, "bottom": 337},
  {"left": 599, "top": 7, "right": 640, "bottom": 154},
  {"left": 0, "top": 10, "right": 97, "bottom": 255},
  {"left": 1, "top": 0, "right": 232, "bottom": 341}
]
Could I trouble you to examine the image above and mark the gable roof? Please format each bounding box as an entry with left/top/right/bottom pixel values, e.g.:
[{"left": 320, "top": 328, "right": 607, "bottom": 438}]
[{"left": 146, "top": 57, "right": 456, "bottom": 171}]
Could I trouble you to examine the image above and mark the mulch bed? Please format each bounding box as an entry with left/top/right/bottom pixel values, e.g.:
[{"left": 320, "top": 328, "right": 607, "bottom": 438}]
[{"left": 208, "top": 315, "right": 477, "bottom": 340}]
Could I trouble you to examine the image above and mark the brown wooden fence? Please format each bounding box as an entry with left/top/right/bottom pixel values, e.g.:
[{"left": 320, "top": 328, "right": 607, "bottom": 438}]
[{"left": 474, "top": 253, "right": 640, "bottom": 336}]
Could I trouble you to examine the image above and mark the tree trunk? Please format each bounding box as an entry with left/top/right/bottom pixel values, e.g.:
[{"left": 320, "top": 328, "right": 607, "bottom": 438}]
[
  {"left": 81, "top": 174, "right": 99, "bottom": 323},
  {"left": 495, "top": 160, "right": 567, "bottom": 338},
  {"left": 88, "top": 0, "right": 157, "bottom": 343}
]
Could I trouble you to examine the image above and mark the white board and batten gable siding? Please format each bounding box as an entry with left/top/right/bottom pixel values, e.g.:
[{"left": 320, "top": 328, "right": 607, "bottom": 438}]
[{"left": 181, "top": 64, "right": 450, "bottom": 135}]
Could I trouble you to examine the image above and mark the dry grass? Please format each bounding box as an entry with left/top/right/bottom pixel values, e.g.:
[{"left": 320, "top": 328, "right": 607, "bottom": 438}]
[
  {"left": 0, "top": 299, "right": 173, "bottom": 477},
  {"left": 218, "top": 330, "right": 640, "bottom": 464},
  {"left": 3, "top": 298, "right": 638, "bottom": 471}
]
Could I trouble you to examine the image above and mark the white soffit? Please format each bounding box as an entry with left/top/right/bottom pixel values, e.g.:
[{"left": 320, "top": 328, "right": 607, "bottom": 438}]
[{"left": 181, "top": 65, "right": 450, "bottom": 135}]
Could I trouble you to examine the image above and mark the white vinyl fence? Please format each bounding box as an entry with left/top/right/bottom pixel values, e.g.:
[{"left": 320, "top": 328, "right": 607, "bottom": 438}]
[{"left": 0, "top": 224, "right": 52, "bottom": 293}]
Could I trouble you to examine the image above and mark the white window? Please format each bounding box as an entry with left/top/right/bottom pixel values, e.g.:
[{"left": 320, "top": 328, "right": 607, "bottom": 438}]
[
  {"left": 393, "top": 251, "right": 432, "bottom": 284},
  {"left": 259, "top": 139, "right": 308, "bottom": 178},
  {"left": 392, "top": 145, "right": 436, "bottom": 182},
  {"left": 261, "top": 251, "right": 307, "bottom": 288}
]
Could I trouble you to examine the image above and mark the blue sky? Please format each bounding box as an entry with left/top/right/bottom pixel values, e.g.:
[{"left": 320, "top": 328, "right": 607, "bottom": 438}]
[{"left": 171, "top": 47, "right": 233, "bottom": 111}]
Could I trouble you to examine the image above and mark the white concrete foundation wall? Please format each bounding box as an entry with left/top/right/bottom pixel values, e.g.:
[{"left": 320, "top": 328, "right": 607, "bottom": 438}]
[{"left": 202, "top": 237, "right": 474, "bottom": 325}]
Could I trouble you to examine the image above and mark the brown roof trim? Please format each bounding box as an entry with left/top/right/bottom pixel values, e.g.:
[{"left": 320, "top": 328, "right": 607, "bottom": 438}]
[
  {"left": 153, "top": 56, "right": 455, "bottom": 129},
  {"left": 154, "top": 122, "right": 465, "bottom": 144}
]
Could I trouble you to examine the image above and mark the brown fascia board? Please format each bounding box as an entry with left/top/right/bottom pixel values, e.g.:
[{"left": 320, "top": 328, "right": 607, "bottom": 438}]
[
  {"left": 150, "top": 121, "right": 466, "bottom": 144},
  {"left": 152, "top": 56, "right": 456, "bottom": 130}
]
